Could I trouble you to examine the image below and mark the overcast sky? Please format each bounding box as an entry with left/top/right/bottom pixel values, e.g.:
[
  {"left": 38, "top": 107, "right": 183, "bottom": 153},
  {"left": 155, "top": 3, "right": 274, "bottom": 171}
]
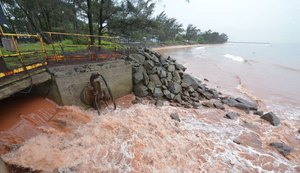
[{"left": 155, "top": 0, "right": 300, "bottom": 43}]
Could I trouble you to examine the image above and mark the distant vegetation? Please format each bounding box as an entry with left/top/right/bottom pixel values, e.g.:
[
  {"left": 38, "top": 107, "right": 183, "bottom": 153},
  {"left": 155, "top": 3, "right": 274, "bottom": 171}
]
[{"left": 1, "top": 0, "right": 228, "bottom": 44}]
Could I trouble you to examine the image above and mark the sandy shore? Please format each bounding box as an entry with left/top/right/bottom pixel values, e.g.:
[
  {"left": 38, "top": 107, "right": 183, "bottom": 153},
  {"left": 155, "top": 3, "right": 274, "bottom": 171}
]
[{"left": 152, "top": 44, "right": 202, "bottom": 51}]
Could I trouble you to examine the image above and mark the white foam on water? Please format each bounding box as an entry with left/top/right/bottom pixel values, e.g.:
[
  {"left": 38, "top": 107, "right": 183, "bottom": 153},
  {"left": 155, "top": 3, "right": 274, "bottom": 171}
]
[{"left": 224, "top": 54, "right": 245, "bottom": 62}]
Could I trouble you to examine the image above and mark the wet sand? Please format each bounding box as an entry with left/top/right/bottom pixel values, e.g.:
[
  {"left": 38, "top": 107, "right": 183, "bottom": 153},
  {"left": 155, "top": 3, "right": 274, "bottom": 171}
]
[{"left": 153, "top": 44, "right": 202, "bottom": 51}]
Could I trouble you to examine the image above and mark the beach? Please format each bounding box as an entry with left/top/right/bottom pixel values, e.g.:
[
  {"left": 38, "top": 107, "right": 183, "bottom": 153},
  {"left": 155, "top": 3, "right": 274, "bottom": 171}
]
[{"left": 1, "top": 45, "right": 300, "bottom": 172}]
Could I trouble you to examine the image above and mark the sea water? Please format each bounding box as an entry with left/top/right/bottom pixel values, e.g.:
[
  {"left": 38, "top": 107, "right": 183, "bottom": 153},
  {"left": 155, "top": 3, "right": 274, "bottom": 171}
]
[{"left": 159, "top": 43, "right": 300, "bottom": 121}]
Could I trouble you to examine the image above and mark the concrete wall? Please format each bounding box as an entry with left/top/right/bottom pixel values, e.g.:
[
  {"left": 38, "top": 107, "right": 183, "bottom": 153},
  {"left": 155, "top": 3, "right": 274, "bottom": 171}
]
[
  {"left": 48, "top": 60, "right": 132, "bottom": 107},
  {"left": 0, "top": 69, "right": 51, "bottom": 100}
]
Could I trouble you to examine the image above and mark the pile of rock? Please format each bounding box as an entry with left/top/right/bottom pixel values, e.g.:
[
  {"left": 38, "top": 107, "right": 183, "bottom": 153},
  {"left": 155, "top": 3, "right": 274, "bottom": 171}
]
[
  {"left": 126, "top": 48, "right": 282, "bottom": 126},
  {"left": 127, "top": 48, "right": 219, "bottom": 108}
]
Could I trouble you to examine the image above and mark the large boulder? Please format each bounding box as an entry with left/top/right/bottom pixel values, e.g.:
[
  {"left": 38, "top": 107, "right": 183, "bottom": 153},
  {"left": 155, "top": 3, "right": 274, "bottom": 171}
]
[
  {"left": 144, "top": 60, "right": 155, "bottom": 71},
  {"left": 149, "top": 74, "right": 162, "bottom": 87},
  {"left": 133, "top": 70, "right": 143, "bottom": 84},
  {"left": 128, "top": 53, "right": 145, "bottom": 64},
  {"left": 168, "top": 82, "right": 182, "bottom": 94},
  {"left": 153, "top": 87, "right": 163, "bottom": 98},
  {"left": 143, "top": 52, "right": 159, "bottom": 63},
  {"left": 182, "top": 74, "right": 201, "bottom": 89},
  {"left": 270, "top": 142, "right": 293, "bottom": 157},
  {"left": 172, "top": 71, "right": 181, "bottom": 83},
  {"left": 133, "top": 83, "right": 148, "bottom": 97},
  {"left": 222, "top": 97, "right": 258, "bottom": 111},
  {"left": 133, "top": 66, "right": 146, "bottom": 84},
  {"left": 235, "top": 97, "right": 258, "bottom": 110},
  {"left": 261, "top": 112, "right": 280, "bottom": 126},
  {"left": 224, "top": 112, "right": 239, "bottom": 120},
  {"left": 170, "top": 113, "right": 180, "bottom": 122},
  {"left": 168, "top": 65, "right": 176, "bottom": 72},
  {"left": 175, "top": 63, "right": 186, "bottom": 71}
]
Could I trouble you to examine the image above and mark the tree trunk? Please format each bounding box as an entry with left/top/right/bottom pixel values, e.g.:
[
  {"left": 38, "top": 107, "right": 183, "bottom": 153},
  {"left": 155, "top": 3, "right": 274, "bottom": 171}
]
[
  {"left": 98, "top": 0, "right": 104, "bottom": 46},
  {"left": 87, "top": 0, "right": 94, "bottom": 44},
  {"left": 72, "top": 0, "right": 78, "bottom": 33}
]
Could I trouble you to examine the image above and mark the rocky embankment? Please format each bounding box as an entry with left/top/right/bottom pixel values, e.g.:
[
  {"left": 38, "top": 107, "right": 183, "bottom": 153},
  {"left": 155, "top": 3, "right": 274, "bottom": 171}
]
[{"left": 125, "top": 48, "right": 295, "bottom": 158}]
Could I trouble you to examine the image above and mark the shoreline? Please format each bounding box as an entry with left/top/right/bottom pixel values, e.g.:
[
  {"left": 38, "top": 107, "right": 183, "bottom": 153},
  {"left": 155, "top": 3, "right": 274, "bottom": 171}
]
[{"left": 152, "top": 44, "right": 202, "bottom": 51}]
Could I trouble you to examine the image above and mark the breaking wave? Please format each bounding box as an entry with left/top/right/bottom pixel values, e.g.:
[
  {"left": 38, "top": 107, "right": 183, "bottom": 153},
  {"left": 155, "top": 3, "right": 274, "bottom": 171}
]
[{"left": 224, "top": 54, "right": 245, "bottom": 62}]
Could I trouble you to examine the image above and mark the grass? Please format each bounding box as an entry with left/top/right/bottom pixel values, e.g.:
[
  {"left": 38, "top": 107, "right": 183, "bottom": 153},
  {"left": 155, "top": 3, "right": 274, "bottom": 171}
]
[{"left": 1, "top": 39, "right": 124, "bottom": 70}]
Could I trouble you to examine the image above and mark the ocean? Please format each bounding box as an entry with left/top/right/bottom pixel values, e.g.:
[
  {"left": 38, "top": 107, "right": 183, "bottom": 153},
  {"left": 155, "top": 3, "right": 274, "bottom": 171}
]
[{"left": 158, "top": 43, "right": 300, "bottom": 122}]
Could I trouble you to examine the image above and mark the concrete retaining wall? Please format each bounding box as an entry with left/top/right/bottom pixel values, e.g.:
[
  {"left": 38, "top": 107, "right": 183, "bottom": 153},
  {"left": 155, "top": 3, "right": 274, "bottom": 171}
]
[{"left": 48, "top": 60, "right": 132, "bottom": 107}]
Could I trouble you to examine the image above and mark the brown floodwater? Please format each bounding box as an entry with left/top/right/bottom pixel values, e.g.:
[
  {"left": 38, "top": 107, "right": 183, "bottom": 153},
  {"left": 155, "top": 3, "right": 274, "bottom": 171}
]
[{"left": 1, "top": 99, "right": 300, "bottom": 172}]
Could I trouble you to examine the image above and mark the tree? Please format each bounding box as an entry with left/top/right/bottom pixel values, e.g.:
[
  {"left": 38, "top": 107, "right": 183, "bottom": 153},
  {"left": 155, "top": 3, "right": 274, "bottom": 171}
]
[
  {"left": 185, "top": 24, "right": 200, "bottom": 42},
  {"left": 86, "top": 0, "right": 94, "bottom": 44}
]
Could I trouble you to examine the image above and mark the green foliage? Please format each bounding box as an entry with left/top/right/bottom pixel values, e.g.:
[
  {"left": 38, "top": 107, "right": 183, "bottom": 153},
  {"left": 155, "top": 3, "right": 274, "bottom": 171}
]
[
  {"left": 1, "top": 0, "right": 228, "bottom": 46},
  {"left": 185, "top": 24, "right": 200, "bottom": 41},
  {"left": 197, "top": 36, "right": 205, "bottom": 44},
  {"left": 201, "top": 30, "right": 228, "bottom": 44}
]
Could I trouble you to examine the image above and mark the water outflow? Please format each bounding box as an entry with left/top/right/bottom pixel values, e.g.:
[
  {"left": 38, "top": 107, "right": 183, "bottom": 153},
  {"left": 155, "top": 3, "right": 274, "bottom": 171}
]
[
  {"left": 0, "top": 97, "right": 91, "bottom": 155},
  {"left": 1, "top": 101, "right": 300, "bottom": 172}
]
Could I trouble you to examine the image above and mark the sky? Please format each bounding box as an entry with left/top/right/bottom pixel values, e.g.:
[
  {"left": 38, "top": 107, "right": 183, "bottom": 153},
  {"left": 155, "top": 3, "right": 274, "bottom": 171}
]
[{"left": 154, "top": 0, "right": 300, "bottom": 43}]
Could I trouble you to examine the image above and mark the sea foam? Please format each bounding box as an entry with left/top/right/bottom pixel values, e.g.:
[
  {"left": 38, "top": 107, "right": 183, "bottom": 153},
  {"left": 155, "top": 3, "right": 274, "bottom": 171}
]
[{"left": 224, "top": 54, "right": 245, "bottom": 62}]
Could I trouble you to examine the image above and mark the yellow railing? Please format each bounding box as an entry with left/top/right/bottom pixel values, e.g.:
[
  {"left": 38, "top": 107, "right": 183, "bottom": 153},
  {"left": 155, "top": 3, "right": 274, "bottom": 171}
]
[
  {"left": 0, "top": 32, "right": 47, "bottom": 78},
  {"left": 0, "top": 31, "right": 121, "bottom": 78}
]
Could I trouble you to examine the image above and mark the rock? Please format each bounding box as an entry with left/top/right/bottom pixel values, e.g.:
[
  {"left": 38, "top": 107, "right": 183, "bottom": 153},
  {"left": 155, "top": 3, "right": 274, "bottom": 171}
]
[
  {"left": 261, "top": 112, "right": 280, "bottom": 126},
  {"left": 204, "top": 78, "right": 209, "bottom": 82},
  {"left": 149, "top": 74, "right": 162, "bottom": 87},
  {"left": 128, "top": 53, "right": 145, "bottom": 64},
  {"left": 298, "top": 129, "right": 300, "bottom": 133},
  {"left": 167, "top": 72, "right": 173, "bottom": 81},
  {"left": 147, "top": 81, "right": 156, "bottom": 93},
  {"left": 170, "top": 113, "right": 180, "bottom": 122},
  {"left": 270, "top": 142, "right": 294, "bottom": 157},
  {"left": 168, "top": 65, "right": 176, "bottom": 72},
  {"left": 155, "top": 100, "right": 164, "bottom": 107},
  {"left": 153, "top": 88, "right": 163, "bottom": 98},
  {"left": 183, "top": 91, "right": 190, "bottom": 97},
  {"left": 143, "top": 72, "right": 150, "bottom": 85},
  {"left": 174, "top": 94, "right": 182, "bottom": 103},
  {"left": 192, "top": 102, "right": 201, "bottom": 109},
  {"left": 225, "top": 112, "right": 239, "bottom": 120},
  {"left": 159, "top": 69, "right": 167, "bottom": 78},
  {"left": 181, "top": 82, "right": 189, "bottom": 88},
  {"left": 172, "top": 71, "right": 181, "bottom": 83},
  {"left": 222, "top": 97, "right": 258, "bottom": 111},
  {"left": 133, "top": 70, "right": 144, "bottom": 84},
  {"left": 253, "top": 111, "right": 263, "bottom": 116},
  {"left": 161, "top": 78, "right": 168, "bottom": 86},
  {"left": 144, "top": 60, "right": 155, "bottom": 71},
  {"left": 188, "top": 86, "right": 195, "bottom": 93},
  {"left": 168, "top": 82, "right": 182, "bottom": 94},
  {"left": 202, "top": 101, "right": 214, "bottom": 108},
  {"left": 190, "top": 92, "right": 199, "bottom": 99},
  {"left": 213, "top": 100, "right": 225, "bottom": 110},
  {"left": 182, "top": 74, "right": 200, "bottom": 89},
  {"left": 175, "top": 63, "right": 186, "bottom": 71},
  {"left": 144, "top": 52, "right": 159, "bottom": 63},
  {"left": 235, "top": 97, "right": 258, "bottom": 110},
  {"left": 133, "top": 83, "right": 149, "bottom": 97},
  {"left": 163, "top": 90, "right": 172, "bottom": 99}
]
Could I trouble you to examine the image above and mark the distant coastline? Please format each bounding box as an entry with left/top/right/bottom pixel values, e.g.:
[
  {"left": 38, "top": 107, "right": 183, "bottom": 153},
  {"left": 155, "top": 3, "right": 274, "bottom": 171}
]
[{"left": 228, "top": 41, "right": 270, "bottom": 44}]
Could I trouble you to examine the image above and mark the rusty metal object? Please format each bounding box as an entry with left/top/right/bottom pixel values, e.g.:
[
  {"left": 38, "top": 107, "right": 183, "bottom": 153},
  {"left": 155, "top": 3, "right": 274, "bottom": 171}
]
[{"left": 81, "top": 73, "right": 116, "bottom": 115}]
